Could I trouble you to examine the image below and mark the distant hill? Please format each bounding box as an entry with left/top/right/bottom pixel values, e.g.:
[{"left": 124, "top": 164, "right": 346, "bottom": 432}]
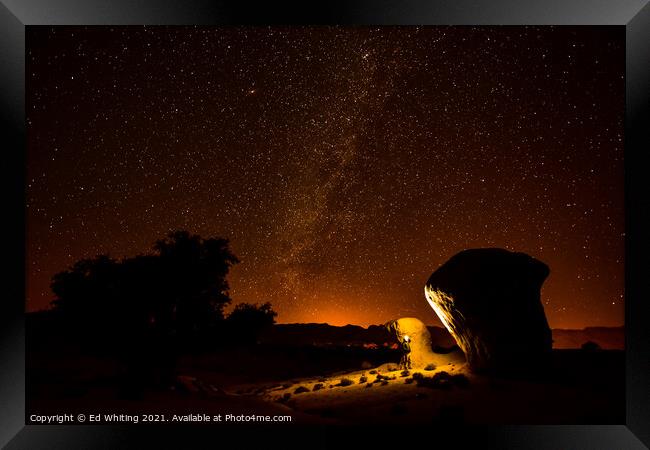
[
  {"left": 26, "top": 311, "right": 624, "bottom": 350},
  {"left": 551, "top": 327, "right": 624, "bottom": 349},
  {"left": 258, "top": 323, "right": 391, "bottom": 346},
  {"left": 261, "top": 323, "right": 624, "bottom": 350}
]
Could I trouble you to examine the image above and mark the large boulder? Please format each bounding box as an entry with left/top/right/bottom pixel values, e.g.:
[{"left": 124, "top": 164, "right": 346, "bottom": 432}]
[{"left": 424, "top": 248, "right": 552, "bottom": 373}]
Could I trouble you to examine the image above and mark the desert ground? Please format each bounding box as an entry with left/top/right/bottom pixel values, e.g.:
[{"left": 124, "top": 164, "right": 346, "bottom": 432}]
[{"left": 27, "top": 319, "right": 624, "bottom": 425}]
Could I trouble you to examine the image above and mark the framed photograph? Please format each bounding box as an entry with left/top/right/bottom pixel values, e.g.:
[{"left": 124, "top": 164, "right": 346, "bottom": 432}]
[{"left": 2, "top": 1, "right": 649, "bottom": 448}]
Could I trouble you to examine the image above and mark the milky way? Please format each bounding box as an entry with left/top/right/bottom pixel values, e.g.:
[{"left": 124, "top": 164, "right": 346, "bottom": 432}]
[{"left": 27, "top": 26, "right": 624, "bottom": 328}]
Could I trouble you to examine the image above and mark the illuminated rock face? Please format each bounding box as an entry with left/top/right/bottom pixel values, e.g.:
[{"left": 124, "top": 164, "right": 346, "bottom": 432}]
[
  {"left": 384, "top": 317, "right": 447, "bottom": 368},
  {"left": 424, "top": 248, "right": 552, "bottom": 373}
]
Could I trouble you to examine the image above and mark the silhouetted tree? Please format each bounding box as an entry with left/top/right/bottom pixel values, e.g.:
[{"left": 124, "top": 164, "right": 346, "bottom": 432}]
[
  {"left": 227, "top": 302, "right": 277, "bottom": 344},
  {"left": 49, "top": 230, "right": 239, "bottom": 393},
  {"left": 153, "top": 231, "right": 239, "bottom": 340},
  {"left": 50, "top": 255, "right": 120, "bottom": 345}
]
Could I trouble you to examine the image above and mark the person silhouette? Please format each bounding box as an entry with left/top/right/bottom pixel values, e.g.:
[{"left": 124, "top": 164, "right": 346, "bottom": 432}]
[{"left": 400, "top": 335, "right": 412, "bottom": 370}]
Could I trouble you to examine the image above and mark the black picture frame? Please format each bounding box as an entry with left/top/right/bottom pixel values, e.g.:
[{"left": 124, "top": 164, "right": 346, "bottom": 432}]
[{"left": 2, "top": 1, "right": 648, "bottom": 448}]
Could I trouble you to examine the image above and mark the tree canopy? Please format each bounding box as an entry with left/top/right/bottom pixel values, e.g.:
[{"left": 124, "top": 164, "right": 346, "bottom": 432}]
[{"left": 50, "top": 230, "right": 239, "bottom": 347}]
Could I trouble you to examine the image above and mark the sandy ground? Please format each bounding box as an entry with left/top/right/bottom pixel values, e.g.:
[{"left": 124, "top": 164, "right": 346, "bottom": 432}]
[
  {"left": 218, "top": 348, "right": 623, "bottom": 424},
  {"left": 28, "top": 343, "right": 624, "bottom": 425}
]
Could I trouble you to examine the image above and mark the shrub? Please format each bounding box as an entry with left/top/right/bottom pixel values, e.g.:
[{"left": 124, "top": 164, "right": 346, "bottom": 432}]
[
  {"left": 294, "top": 386, "right": 310, "bottom": 394},
  {"left": 359, "top": 376, "right": 368, "bottom": 383},
  {"left": 400, "top": 370, "right": 410, "bottom": 377},
  {"left": 581, "top": 341, "right": 601, "bottom": 351},
  {"left": 227, "top": 302, "right": 277, "bottom": 334},
  {"left": 338, "top": 378, "right": 354, "bottom": 387},
  {"left": 312, "top": 383, "right": 324, "bottom": 391},
  {"left": 424, "top": 363, "right": 436, "bottom": 371}
]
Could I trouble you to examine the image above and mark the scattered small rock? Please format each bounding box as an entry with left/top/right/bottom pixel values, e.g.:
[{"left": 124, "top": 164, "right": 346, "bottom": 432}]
[
  {"left": 424, "top": 364, "right": 436, "bottom": 371},
  {"left": 338, "top": 378, "right": 354, "bottom": 387},
  {"left": 277, "top": 393, "right": 291, "bottom": 403},
  {"left": 413, "top": 371, "right": 469, "bottom": 390},
  {"left": 359, "top": 376, "right": 368, "bottom": 384}
]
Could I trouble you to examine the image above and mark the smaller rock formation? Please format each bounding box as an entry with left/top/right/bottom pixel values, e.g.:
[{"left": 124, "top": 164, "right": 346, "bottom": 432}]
[
  {"left": 424, "top": 248, "right": 552, "bottom": 373},
  {"left": 384, "top": 317, "right": 448, "bottom": 368}
]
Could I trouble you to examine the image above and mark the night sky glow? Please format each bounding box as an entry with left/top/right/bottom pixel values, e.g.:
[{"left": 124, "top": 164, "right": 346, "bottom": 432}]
[{"left": 27, "top": 26, "right": 624, "bottom": 328}]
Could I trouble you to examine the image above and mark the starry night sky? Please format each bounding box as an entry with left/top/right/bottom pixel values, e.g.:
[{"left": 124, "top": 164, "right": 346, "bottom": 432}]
[{"left": 26, "top": 26, "right": 624, "bottom": 328}]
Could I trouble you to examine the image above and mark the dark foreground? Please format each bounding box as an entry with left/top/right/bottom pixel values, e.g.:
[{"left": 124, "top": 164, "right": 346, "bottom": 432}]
[{"left": 27, "top": 334, "right": 624, "bottom": 425}]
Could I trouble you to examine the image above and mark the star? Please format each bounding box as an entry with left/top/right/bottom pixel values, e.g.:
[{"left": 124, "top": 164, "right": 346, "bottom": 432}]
[{"left": 26, "top": 26, "right": 624, "bottom": 329}]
